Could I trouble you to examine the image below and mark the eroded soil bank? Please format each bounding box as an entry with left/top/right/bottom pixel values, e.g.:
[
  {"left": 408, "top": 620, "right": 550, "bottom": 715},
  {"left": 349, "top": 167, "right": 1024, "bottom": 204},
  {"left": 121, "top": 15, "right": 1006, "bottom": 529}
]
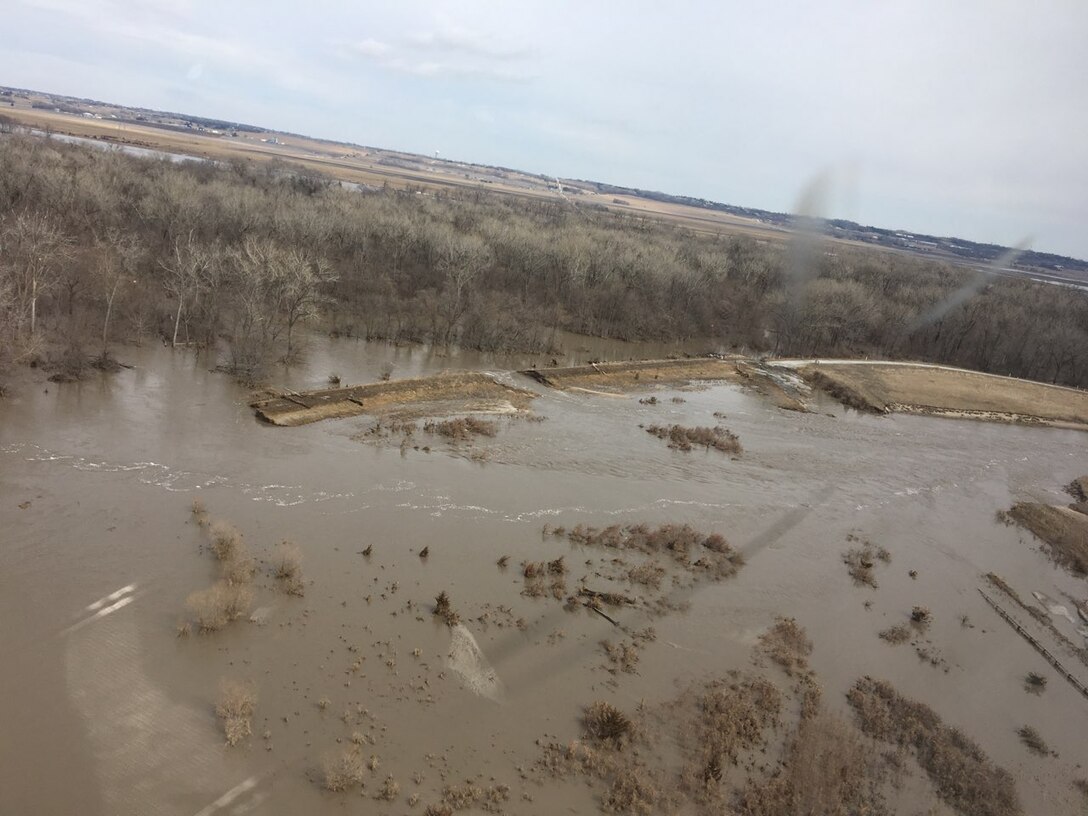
[{"left": 2, "top": 337, "right": 1087, "bottom": 815}]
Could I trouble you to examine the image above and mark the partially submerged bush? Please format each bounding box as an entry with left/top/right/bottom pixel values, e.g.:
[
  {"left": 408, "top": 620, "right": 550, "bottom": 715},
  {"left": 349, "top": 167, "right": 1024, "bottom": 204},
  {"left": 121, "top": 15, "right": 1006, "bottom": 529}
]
[
  {"left": 1024, "top": 672, "right": 1047, "bottom": 693},
  {"left": 273, "top": 541, "right": 304, "bottom": 595},
  {"left": 842, "top": 540, "right": 890, "bottom": 588},
  {"left": 216, "top": 679, "right": 257, "bottom": 747},
  {"left": 186, "top": 582, "right": 254, "bottom": 632},
  {"left": 910, "top": 606, "right": 931, "bottom": 627},
  {"left": 208, "top": 521, "right": 243, "bottom": 561},
  {"left": 879, "top": 624, "right": 911, "bottom": 645},
  {"left": 323, "top": 747, "right": 365, "bottom": 792},
  {"left": 645, "top": 424, "right": 742, "bottom": 454},
  {"left": 758, "top": 617, "right": 813, "bottom": 675},
  {"left": 376, "top": 776, "right": 400, "bottom": 801},
  {"left": 847, "top": 677, "right": 1021, "bottom": 816},
  {"left": 434, "top": 591, "right": 460, "bottom": 627},
  {"left": 1017, "top": 725, "right": 1050, "bottom": 756},
  {"left": 583, "top": 701, "right": 632, "bottom": 745}
]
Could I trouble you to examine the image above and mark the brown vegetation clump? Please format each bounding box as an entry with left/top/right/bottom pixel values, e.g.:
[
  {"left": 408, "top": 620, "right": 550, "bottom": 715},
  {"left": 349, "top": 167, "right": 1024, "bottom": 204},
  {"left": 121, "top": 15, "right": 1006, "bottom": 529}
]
[
  {"left": 645, "top": 423, "right": 742, "bottom": 454},
  {"left": 190, "top": 497, "right": 209, "bottom": 526},
  {"left": 423, "top": 417, "right": 498, "bottom": 441},
  {"left": 1066, "top": 476, "right": 1088, "bottom": 503},
  {"left": 186, "top": 582, "right": 254, "bottom": 632},
  {"left": 1074, "top": 779, "right": 1088, "bottom": 802},
  {"left": 1016, "top": 726, "right": 1050, "bottom": 756},
  {"left": 910, "top": 606, "right": 931, "bottom": 627},
  {"left": 1023, "top": 672, "right": 1047, "bottom": 693},
  {"left": 208, "top": 521, "right": 243, "bottom": 561},
  {"left": 441, "top": 783, "right": 510, "bottom": 812},
  {"left": 583, "top": 701, "right": 633, "bottom": 746},
  {"left": 434, "top": 591, "right": 460, "bottom": 627},
  {"left": 219, "top": 550, "right": 256, "bottom": 585},
  {"left": 625, "top": 561, "right": 666, "bottom": 588},
  {"left": 323, "top": 747, "right": 366, "bottom": 792},
  {"left": 423, "top": 806, "right": 454, "bottom": 816},
  {"left": 847, "top": 677, "right": 1022, "bottom": 816},
  {"left": 272, "top": 540, "right": 304, "bottom": 595},
  {"left": 739, "top": 712, "right": 888, "bottom": 816},
  {"left": 842, "top": 540, "right": 891, "bottom": 588},
  {"left": 564, "top": 523, "right": 743, "bottom": 579},
  {"left": 879, "top": 624, "right": 911, "bottom": 645},
  {"left": 758, "top": 617, "right": 813, "bottom": 675},
  {"left": 1007, "top": 502, "right": 1088, "bottom": 575},
  {"left": 522, "top": 559, "right": 567, "bottom": 599},
  {"left": 679, "top": 676, "right": 783, "bottom": 795},
  {"left": 215, "top": 679, "right": 257, "bottom": 747},
  {"left": 601, "top": 640, "right": 640, "bottom": 674},
  {"left": 376, "top": 775, "right": 400, "bottom": 801},
  {"left": 603, "top": 767, "right": 660, "bottom": 814}
]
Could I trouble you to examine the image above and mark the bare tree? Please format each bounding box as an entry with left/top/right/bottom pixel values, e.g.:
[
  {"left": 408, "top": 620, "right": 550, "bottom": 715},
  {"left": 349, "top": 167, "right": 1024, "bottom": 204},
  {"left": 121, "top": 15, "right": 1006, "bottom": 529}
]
[
  {"left": 0, "top": 212, "right": 73, "bottom": 341},
  {"left": 161, "top": 233, "right": 213, "bottom": 347},
  {"left": 275, "top": 248, "right": 337, "bottom": 359},
  {"left": 95, "top": 230, "right": 142, "bottom": 359}
]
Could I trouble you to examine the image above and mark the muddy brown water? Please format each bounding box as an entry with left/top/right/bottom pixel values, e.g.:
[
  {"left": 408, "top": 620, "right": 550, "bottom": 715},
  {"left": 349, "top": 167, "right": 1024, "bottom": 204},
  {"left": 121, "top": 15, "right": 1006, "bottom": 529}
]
[{"left": 2, "top": 334, "right": 1087, "bottom": 815}]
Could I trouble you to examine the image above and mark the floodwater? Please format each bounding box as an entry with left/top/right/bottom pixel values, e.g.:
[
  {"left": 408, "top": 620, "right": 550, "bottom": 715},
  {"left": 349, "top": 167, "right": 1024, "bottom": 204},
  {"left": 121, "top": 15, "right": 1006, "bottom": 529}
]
[{"left": 2, "top": 334, "right": 1086, "bottom": 815}]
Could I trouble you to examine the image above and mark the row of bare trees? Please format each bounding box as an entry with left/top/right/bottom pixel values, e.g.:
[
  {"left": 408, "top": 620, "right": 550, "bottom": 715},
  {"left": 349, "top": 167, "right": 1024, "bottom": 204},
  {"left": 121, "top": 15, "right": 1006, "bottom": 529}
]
[{"left": 0, "top": 130, "right": 1086, "bottom": 388}]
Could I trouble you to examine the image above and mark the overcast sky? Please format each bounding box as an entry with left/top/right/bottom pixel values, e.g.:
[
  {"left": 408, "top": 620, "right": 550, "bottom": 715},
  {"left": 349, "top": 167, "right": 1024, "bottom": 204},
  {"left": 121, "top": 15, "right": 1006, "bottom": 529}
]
[{"left": 5, "top": 0, "right": 1087, "bottom": 258}]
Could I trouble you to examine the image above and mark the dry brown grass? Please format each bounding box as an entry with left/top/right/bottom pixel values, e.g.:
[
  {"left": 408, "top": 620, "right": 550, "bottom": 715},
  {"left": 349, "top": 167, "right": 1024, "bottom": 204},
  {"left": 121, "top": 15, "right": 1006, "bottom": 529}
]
[
  {"left": 645, "top": 423, "right": 742, "bottom": 454},
  {"left": 216, "top": 679, "right": 256, "bottom": 747},
  {"left": 739, "top": 712, "right": 887, "bottom": 816},
  {"left": 1008, "top": 502, "right": 1088, "bottom": 575},
  {"left": 603, "top": 767, "right": 660, "bottom": 814},
  {"left": 677, "top": 676, "right": 783, "bottom": 798},
  {"left": 423, "top": 805, "right": 454, "bottom": 816},
  {"left": 625, "top": 561, "right": 666, "bottom": 588},
  {"left": 847, "top": 677, "right": 1022, "bottom": 816},
  {"left": 323, "top": 747, "right": 366, "bottom": 792},
  {"left": 423, "top": 416, "right": 498, "bottom": 440},
  {"left": 186, "top": 582, "right": 254, "bottom": 632},
  {"left": 440, "top": 783, "right": 510, "bottom": 812}
]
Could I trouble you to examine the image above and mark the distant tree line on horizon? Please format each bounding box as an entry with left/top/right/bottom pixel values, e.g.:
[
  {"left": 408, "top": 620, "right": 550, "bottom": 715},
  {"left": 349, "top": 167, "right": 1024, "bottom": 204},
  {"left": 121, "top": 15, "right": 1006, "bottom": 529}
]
[{"left": 0, "top": 130, "right": 1085, "bottom": 390}]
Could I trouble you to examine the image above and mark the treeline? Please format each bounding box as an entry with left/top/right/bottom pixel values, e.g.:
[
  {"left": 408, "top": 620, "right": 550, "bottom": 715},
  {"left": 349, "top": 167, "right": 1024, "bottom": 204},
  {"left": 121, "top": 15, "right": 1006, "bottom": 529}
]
[{"left": 0, "top": 131, "right": 1085, "bottom": 388}]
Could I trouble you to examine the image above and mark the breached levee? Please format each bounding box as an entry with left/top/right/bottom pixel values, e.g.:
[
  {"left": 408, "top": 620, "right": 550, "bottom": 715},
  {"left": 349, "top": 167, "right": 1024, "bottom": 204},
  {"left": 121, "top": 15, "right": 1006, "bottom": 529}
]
[
  {"left": 251, "top": 371, "right": 537, "bottom": 426},
  {"left": 520, "top": 356, "right": 741, "bottom": 390},
  {"left": 521, "top": 356, "right": 810, "bottom": 410}
]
